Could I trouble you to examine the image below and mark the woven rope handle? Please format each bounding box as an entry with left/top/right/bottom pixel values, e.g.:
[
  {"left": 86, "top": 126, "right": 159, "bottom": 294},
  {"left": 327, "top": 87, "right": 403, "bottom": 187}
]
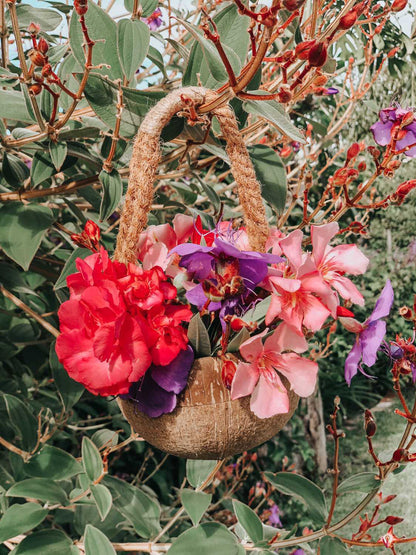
[{"left": 114, "top": 86, "right": 269, "bottom": 264}]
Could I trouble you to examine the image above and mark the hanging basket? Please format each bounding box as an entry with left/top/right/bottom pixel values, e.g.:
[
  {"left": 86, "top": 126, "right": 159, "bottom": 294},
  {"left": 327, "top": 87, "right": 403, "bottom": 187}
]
[{"left": 115, "top": 87, "right": 299, "bottom": 460}]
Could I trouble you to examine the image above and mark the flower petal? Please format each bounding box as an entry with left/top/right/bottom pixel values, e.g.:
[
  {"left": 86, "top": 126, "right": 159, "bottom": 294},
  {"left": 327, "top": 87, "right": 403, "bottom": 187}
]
[
  {"left": 125, "top": 375, "right": 177, "bottom": 417},
  {"left": 344, "top": 338, "right": 362, "bottom": 385},
  {"left": 151, "top": 346, "right": 194, "bottom": 394},
  {"left": 274, "top": 353, "right": 318, "bottom": 397},
  {"left": 326, "top": 244, "right": 369, "bottom": 275},
  {"left": 240, "top": 330, "right": 268, "bottom": 362},
  {"left": 279, "top": 229, "right": 304, "bottom": 271},
  {"left": 368, "top": 280, "right": 394, "bottom": 323},
  {"left": 360, "top": 320, "right": 386, "bottom": 367},
  {"left": 231, "top": 362, "right": 259, "bottom": 399},
  {"left": 264, "top": 323, "right": 307, "bottom": 353},
  {"left": 311, "top": 222, "right": 339, "bottom": 267},
  {"left": 250, "top": 373, "right": 290, "bottom": 418}
]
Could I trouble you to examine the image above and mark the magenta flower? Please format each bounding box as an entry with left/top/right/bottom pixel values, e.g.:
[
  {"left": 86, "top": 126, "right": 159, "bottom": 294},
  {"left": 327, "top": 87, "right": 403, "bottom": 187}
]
[
  {"left": 343, "top": 280, "right": 394, "bottom": 384},
  {"left": 231, "top": 327, "right": 318, "bottom": 418},
  {"left": 371, "top": 107, "right": 416, "bottom": 157}
]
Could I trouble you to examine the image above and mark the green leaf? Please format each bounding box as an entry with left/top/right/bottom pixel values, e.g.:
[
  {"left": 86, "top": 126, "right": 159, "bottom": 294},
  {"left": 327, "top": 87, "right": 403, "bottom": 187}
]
[
  {"left": 24, "top": 445, "right": 82, "bottom": 480},
  {"left": 319, "top": 536, "right": 348, "bottom": 554},
  {"left": 183, "top": 4, "right": 250, "bottom": 88},
  {"left": 0, "top": 502, "right": 48, "bottom": 542},
  {"left": 125, "top": 0, "right": 158, "bottom": 16},
  {"left": 117, "top": 19, "right": 150, "bottom": 82},
  {"left": 69, "top": 0, "right": 123, "bottom": 81},
  {"left": 186, "top": 460, "right": 218, "bottom": 489},
  {"left": 248, "top": 144, "right": 287, "bottom": 213},
  {"left": 337, "top": 472, "right": 380, "bottom": 495},
  {"left": 187, "top": 314, "right": 211, "bottom": 357},
  {"left": 12, "top": 530, "right": 76, "bottom": 555},
  {"left": 31, "top": 151, "right": 56, "bottom": 186},
  {"left": 169, "top": 522, "right": 241, "bottom": 555},
  {"left": 147, "top": 45, "right": 168, "bottom": 79},
  {"left": 227, "top": 328, "right": 250, "bottom": 353},
  {"left": 243, "top": 98, "right": 305, "bottom": 143},
  {"left": 49, "top": 142, "right": 68, "bottom": 171},
  {"left": 50, "top": 342, "right": 85, "bottom": 411},
  {"left": 91, "top": 429, "right": 119, "bottom": 449},
  {"left": 104, "top": 476, "right": 161, "bottom": 537},
  {"left": 264, "top": 471, "right": 327, "bottom": 525},
  {"left": 233, "top": 500, "right": 263, "bottom": 543},
  {"left": 99, "top": 169, "right": 123, "bottom": 221},
  {"left": 91, "top": 484, "right": 112, "bottom": 521},
  {"left": 6, "top": 478, "right": 68, "bottom": 506},
  {"left": 82, "top": 437, "right": 103, "bottom": 482},
  {"left": 181, "top": 489, "right": 212, "bottom": 526},
  {"left": 2, "top": 394, "right": 38, "bottom": 451},
  {"left": 84, "top": 524, "right": 115, "bottom": 555},
  {"left": 80, "top": 73, "right": 164, "bottom": 138},
  {"left": 0, "top": 203, "right": 54, "bottom": 270},
  {"left": 0, "top": 90, "right": 34, "bottom": 122},
  {"left": 178, "top": 19, "right": 231, "bottom": 84},
  {"left": 2, "top": 152, "right": 30, "bottom": 189},
  {"left": 0, "top": 67, "right": 19, "bottom": 87},
  {"left": 242, "top": 297, "right": 271, "bottom": 324},
  {"left": 9, "top": 5, "right": 62, "bottom": 31}
]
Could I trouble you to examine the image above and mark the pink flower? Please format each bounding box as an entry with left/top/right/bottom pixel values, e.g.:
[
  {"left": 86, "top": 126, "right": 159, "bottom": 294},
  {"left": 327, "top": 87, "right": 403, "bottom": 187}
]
[
  {"left": 231, "top": 327, "right": 318, "bottom": 418},
  {"left": 311, "top": 222, "right": 369, "bottom": 312},
  {"left": 56, "top": 248, "right": 192, "bottom": 396},
  {"left": 265, "top": 230, "right": 331, "bottom": 333}
]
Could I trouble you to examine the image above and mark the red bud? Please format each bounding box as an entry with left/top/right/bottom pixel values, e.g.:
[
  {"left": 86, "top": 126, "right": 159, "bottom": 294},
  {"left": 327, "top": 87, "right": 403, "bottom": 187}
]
[
  {"left": 37, "top": 37, "right": 49, "bottom": 54},
  {"left": 295, "top": 40, "right": 316, "bottom": 60},
  {"left": 28, "top": 22, "right": 41, "bottom": 34},
  {"left": 221, "top": 360, "right": 237, "bottom": 389},
  {"left": 337, "top": 306, "right": 355, "bottom": 318},
  {"left": 391, "top": 0, "right": 407, "bottom": 11},
  {"left": 282, "top": 0, "right": 305, "bottom": 10},
  {"left": 74, "top": 0, "right": 88, "bottom": 15},
  {"left": 364, "top": 410, "right": 377, "bottom": 437},
  {"left": 347, "top": 142, "right": 360, "bottom": 160},
  {"left": 308, "top": 42, "right": 327, "bottom": 67},
  {"left": 338, "top": 10, "right": 357, "bottom": 30},
  {"left": 385, "top": 516, "right": 404, "bottom": 525},
  {"left": 84, "top": 220, "right": 101, "bottom": 245},
  {"left": 29, "top": 83, "right": 42, "bottom": 96},
  {"left": 28, "top": 49, "right": 46, "bottom": 67}
]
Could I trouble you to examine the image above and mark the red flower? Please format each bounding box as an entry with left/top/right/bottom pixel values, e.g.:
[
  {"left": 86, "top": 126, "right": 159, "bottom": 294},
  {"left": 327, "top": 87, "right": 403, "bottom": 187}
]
[{"left": 56, "top": 248, "right": 192, "bottom": 396}]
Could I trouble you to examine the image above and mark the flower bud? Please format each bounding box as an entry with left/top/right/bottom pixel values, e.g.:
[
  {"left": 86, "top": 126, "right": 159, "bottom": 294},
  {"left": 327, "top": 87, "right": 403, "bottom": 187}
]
[
  {"left": 391, "top": 0, "right": 407, "bottom": 11},
  {"left": 295, "top": 40, "right": 316, "bottom": 60},
  {"left": 277, "top": 87, "right": 292, "bottom": 103},
  {"left": 282, "top": 0, "right": 305, "bottom": 10},
  {"left": 338, "top": 10, "right": 357, "bottom": 30},
  {"left": 221, "top": 359, "right": 237, "bottom": 390},
  {"left": 399, "top": 306, "right": 414, "bottom": 320},
  {"left": 28, "top": 22, "right": 41, "bottom": 34},
  {"left": 358, "top": 161, "right": 366, "bottom": 171},
  {"left": 364, "top": 410, "right": 376, "bottom": 437},
  {"left": 385, "top": 516, "right": 404, "bottom": 525},
  {"left": 74, "top": 0, "right": 88, "bottom": 15},
  {"left": 29, "top": 83, "right": 42, "bottom": 96},
  {"left": 336, "top": 306, "right": 355, "bottom": 318},
  {"left": 41, "top": 63, "right": 53, "bottom": 77},
  {"left": 280, "top": 146, "right": 292, "bottom": 157},
  {"left": 347, "top": 142, "right": 360, "bottom": 161},
  {"left": 308, "top": 42, "right": 327, "bottom": 67},
  {"left": 401, "top": 111, "right": 414, "bottom": 127},
  {"left": 84, "top": 220, "right": 101, "bottom": 246},
  {"left": 392, "top": 448, "right": 408, "bottom": 462},
  {"left": 38, "top": 37, "right": 49, "bottom": 54},
  {"left": 314, "top": 74, "right": 328, "bottom": 86},
  {"left": 367, "top": 146, "right": 380, "bottom": 159},
  {"left": 28, "top": 49, "right": 46, "bottom": 67}
]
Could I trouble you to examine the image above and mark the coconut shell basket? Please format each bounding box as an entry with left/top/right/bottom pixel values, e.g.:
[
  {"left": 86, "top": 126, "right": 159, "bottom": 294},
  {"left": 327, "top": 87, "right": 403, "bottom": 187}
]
[{"left": 113, "top": 87, "right": 299, "bottom": 460}]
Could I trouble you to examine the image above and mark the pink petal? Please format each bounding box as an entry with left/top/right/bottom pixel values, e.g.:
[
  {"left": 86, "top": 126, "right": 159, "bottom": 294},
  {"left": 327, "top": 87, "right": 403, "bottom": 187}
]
[
  {"left": 300, "top": 272, "right": 333, "bottom": 297},
  {"left": 279, "top": 229, "right": 304, "bottom": 271},
  {"left": 240, "top": 330, "right": 268, "bottom": 362},
  {"left": 302, "top": 295, "right": 331, "bottom": 331},
  {"left": 265, "top": 294, "right": 283, "bottom": 325},
  {"left": 173, "top": 214, "right": 195, "bottom": 243},
  {"left": 231, "top": 362, "right": 259, "bottom": 399},
  {"left": 265, "top": 323, "right": 308, "bottom": 353},
  {"left": 250, "top": 373, "right": 290, "bottom": 418},
  {"left": 269, "top": 276, "right": 301, "bottom": 293},
  {"left": 142, "top": 243, "right": 170, "bottom": 271},
  {"left": 311, "top": 222, "right": 339, "bottom": 267},
  {"left": 276, "top": 353, "right": 318, "bottom": 397},
  {"left": 325, "top": 244, "right": 369, "bottom": 275},
  {"left": 331, "top": 275, "right": 365, "bottom": 306}
]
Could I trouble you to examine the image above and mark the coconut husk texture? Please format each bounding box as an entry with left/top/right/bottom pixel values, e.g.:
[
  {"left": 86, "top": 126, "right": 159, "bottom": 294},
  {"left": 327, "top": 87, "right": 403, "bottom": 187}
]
[{"left": 118, "top": 357, "right": 299, "bottom": 460}]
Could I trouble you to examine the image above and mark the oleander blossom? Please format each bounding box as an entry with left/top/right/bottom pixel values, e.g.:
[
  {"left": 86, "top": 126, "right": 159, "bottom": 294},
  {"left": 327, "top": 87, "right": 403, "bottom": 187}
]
[
  {"left": 231, "top": 327, "right": 318, "bottom": 418},
  {"left": 56, "top": 248, "right": 192, "bottom": 397},
  {"left": 371, "top": 106, "right": 416, "bottom": 157}
]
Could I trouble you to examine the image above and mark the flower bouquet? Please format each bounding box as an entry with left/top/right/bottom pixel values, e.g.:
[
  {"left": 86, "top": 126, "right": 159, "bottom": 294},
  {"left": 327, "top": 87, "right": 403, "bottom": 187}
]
[{"left": 55, "top": 88, "right": 388, "bottom": 459}]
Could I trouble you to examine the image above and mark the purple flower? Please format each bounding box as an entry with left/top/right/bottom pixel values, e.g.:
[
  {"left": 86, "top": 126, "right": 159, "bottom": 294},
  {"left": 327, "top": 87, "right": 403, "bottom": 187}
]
[
  {"left": 120, "top": 347, "right": 194, "bottom": 417},
  {"left": 143, "top": 8, "right": 163, "bottom": 31},
  {"left": 324, "top": 87, "right": 339, "bottom": 94},
  {"left": 171, "top": 238, "right": 283, "bottom": 329},
  {"left": 344, "top": 280, "right": 394, "bottom": 384},
  {"left": 371, "top": 106, "right": 416, "bottom": 157},
  {"left": 290, "top": 550, "right": 306, "bottom": 555},
  {"left": 268, "top": 503, "right": 282, "bottom": 527}
]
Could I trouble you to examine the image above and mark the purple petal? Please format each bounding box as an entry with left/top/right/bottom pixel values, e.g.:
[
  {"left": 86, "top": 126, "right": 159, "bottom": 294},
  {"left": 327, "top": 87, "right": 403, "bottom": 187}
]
[
  {"left": 360, "top": 320, "right": 386, "bottom": 367},
  {"left": 345, "top": 338, "right": 362, "bottom": 385},
  {"left": 213, "top": 238, "right": 283, "bottom": 264},
  {"left": 371, "top": 121, "right": 393, "bottom": 146},
  {"left": 124, "top": 375, "right": 177, "bottom": 417},
  {"left": 170, "top": 243, "right": 213, "bottom": 256},
  {"left": 368, "top": 280, "right": 394, "bottom": 323},
  {"left": 325, "top": 87, "right": 339, "bottom": 94},
  {"left": 239, "top": 259, "right": 268, "bottom": 288},
  {"left": 379, "top": 107, "right": 397, "bottom": 123},
  {"left": 179, "top": 251, "right": 213, "bottom": 278},
  {"left": 185, "top": 283, "right": 221, "bottom": 311},
  {"left": 151, "top": 346, "right": 194, "bottom": 394},
  {"left": 411, "top": 363, "right": 416, "bottom": 383},
  {"left": 396, "top": 129, "right": 416, "bottom": 151}
]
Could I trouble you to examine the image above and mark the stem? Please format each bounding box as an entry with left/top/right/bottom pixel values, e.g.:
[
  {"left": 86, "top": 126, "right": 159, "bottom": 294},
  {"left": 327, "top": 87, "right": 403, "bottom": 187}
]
[
  {"left": 0, "top": 0, "right": 8, "bottom": 67},
  {"left": 0, "top": 285, "right": 60, "bottom": 338},
  {"left": 7, "top": 2, "right": 45, "bottom": 131}
]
